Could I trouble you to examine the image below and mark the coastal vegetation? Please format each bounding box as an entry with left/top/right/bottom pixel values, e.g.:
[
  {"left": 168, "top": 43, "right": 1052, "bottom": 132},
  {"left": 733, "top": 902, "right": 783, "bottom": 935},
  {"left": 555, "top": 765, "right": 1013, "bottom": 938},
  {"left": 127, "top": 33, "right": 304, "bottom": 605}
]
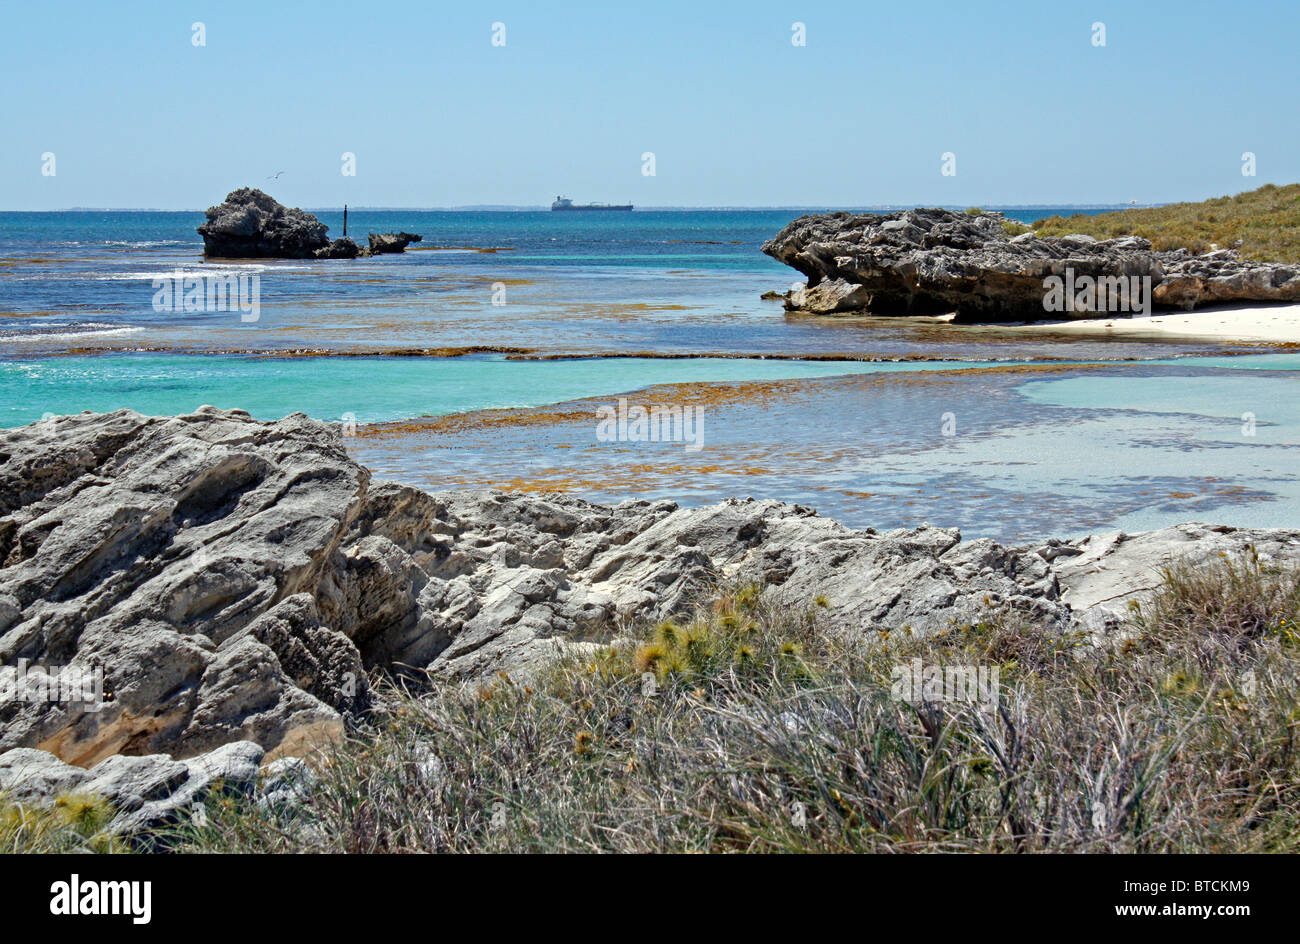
[
  {"left": 1032, "top": 183, "right": 1300, "bottom": 263},
  {"left": 1, "top": 792, "right": 122, "bottom": 853},
  {"left": 7, "top": 552, "right": 1294, "bottom": 854}
]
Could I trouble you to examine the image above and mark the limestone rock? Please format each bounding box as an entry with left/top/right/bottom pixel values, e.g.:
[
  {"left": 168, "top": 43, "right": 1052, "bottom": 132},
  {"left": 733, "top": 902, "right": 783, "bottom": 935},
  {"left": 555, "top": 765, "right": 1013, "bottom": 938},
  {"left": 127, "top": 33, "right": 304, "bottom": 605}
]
[
  {"left": 367, "top": 232, "right": 423, "bottom": 254},
  {"left": 0, "top": 407, "right": 366, "bottom": 764},
  {"left": 762, "top": 208, "right": 1300, "bottom": 320},
  {"left": 315, "top": 236, "right": 361, "bottom": 259},
  {"left": 0, "top": 740, "right": 266, "bottom": 842},
  {"left": 0, "top": 746, "right": 90, "bottom": 801},
  {"left": 196, "top": 189, "right": 420, "bottom": 260},
  {"left": 5, "top": 410, "right": 1300, "bottom": 773},
  {"left": 1027, "top": 522, "right": 1300, "bottom": 614},
  {"left": 198, "top": 188, "right": 331, "bottom": 259},
  {"left": 787, "top": 277, "right": 872, "bottom": 314}
]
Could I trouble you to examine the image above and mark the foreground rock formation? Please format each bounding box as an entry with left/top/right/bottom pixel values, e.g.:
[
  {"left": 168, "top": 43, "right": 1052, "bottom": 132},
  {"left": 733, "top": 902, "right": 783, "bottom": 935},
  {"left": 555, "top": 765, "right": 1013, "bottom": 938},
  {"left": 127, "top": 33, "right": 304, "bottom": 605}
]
[
  {"left": 762, "top": 208, "right": 1300, "bottom": 320},
  {"left": 197, "top": 188, "right": 419, "bottom": 260},
  {"left": 3, "top": 409, "right": 1299, "bottom": 830},
  {"left": 0, "top": 740, "right": 284, "bottom": 839}
]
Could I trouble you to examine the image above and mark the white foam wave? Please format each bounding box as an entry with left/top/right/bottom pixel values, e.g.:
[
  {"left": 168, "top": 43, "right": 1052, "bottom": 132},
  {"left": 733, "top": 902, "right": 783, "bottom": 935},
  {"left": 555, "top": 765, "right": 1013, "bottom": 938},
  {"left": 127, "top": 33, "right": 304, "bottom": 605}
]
[
  {"left": 102, "top": 240, "right": 191, "bottom": 248},
  {"left": 93, "top": 263, "right": 311, "bottom": 281},
  {"left": 4, "top": 326, "right": 146, "bottom": 342}
]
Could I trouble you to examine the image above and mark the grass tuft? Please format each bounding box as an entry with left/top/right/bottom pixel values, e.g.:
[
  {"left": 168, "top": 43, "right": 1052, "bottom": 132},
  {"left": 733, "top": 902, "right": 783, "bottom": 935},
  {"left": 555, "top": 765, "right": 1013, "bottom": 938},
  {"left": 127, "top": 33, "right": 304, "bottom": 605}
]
[{"left": 1, "top": 791, "right": 123, "bottom": 854}]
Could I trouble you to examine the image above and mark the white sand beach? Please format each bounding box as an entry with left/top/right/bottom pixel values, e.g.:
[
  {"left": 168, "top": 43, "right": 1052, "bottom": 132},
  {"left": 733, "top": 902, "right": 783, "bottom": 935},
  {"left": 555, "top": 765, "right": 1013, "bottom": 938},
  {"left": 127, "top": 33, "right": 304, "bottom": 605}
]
[{"left": 1014, "top": 304, "right": 1300, "bottom": 343}]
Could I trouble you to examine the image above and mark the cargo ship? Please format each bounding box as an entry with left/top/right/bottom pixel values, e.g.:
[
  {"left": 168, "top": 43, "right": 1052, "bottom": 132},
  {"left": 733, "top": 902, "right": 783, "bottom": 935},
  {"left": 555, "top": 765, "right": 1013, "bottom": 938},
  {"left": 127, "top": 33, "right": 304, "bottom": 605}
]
[{"left": 551, "top": 195, "right": 633, "bottom": 211}]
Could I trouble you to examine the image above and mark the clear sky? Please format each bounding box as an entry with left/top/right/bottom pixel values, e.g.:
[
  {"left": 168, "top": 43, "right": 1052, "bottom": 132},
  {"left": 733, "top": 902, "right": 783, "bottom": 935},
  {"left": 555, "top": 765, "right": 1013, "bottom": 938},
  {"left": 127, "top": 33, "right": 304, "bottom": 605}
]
[{"left": 1, "top": 0, "right": 1296, "bottom": 209}]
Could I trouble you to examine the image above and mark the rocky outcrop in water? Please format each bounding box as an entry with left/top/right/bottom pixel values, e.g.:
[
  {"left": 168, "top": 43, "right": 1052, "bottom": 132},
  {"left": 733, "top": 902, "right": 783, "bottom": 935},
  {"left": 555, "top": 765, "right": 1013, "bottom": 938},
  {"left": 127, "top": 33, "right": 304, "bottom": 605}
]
[
  {"left": 3, "top": 409, "right": 1299, "bottom": 798},
  {"left": 316, "top": 236, "right": 361, "bottom": 259},
  {"left": 197, "top": 189, "right": 418, "bottom": 260},
  {"left": 368, "top": 232, "right": 422, "bottom": 254},
  {"left": 198, "top": 188, "right": 331, "bottom": 259},
  {"left": 762, "top": 208, "right": 1300, "bottom": 320}
]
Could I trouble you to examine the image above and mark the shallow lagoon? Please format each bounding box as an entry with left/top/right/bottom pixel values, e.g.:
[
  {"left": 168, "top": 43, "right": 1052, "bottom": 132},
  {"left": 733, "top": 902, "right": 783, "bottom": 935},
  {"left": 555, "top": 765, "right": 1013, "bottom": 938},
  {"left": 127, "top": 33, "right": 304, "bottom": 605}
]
[
  {"left": 0, "top": 353, "right": 1036, "bottom": 427},
  {"left": 344, "top": 355, "right": 1300, "bottom": 542}
]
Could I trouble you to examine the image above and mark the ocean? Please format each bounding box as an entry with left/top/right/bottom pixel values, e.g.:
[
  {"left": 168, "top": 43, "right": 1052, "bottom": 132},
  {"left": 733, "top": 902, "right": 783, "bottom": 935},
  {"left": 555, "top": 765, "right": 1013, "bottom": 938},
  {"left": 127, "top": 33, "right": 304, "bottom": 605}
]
[
  {"left": 2, "top": 208, "right": 1296, "bottom": 540},
  {"left": 0, "top": 207, "right": 1130, "bottom": 358}
]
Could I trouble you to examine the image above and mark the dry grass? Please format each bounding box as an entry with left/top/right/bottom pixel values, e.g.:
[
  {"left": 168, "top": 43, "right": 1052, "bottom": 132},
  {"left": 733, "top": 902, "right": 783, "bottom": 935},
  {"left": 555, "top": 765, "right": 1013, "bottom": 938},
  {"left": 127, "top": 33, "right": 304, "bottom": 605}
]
[
  {"left": 0, "top": 791, "right": 123, "bottom": 853},
  {"left": 1031, "top": 183, "right": 1300, "bottom": 263},
  {"left": 146, "top": 551, "right": 1300, "bottom": 854},
  {"left": 6, "top": 552, "right": 1296, "bottom": 853}
]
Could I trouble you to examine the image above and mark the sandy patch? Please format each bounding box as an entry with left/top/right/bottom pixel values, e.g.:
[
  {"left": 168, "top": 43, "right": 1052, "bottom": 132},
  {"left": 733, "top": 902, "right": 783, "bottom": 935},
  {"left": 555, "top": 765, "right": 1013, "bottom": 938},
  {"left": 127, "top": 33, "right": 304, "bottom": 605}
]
[{"left": 1011, "top": 304, "right": 1300, "bottom": 343}]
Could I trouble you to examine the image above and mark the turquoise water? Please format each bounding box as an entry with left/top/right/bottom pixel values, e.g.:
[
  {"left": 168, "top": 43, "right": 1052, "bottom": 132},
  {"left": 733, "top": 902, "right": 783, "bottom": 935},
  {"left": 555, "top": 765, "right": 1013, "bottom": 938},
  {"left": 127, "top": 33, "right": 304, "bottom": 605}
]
[
  {"left": 1145, "top": 353, "right": 1300, "bottom": 371},
  {"left": 1020, "top": 371, "right": 1300, "bottom": 426},
  {"left": 0, "top": 353, "right": 1030, "bottom": 427},
  {"left": 8, "top": 347, "right": 1292, "bottom": 542},
  {"left": 7, "top": 352, "right": 1295, "bottom": 431},
  {"left": 968, "top": 362, "right": 1300, "bottom": 535},
  {"left": 340, "top": 355, "right": 1300, "bottom": 541}
]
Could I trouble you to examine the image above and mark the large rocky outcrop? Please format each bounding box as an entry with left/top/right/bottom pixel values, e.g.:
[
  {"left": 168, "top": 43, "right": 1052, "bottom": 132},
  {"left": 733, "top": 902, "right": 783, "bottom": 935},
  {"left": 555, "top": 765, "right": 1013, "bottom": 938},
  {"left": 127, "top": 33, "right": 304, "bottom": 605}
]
[
  {"left": 0, "top": 408, "right": 371, "bottom": 767},
  {"left": 197, "top": 188, "right": 416, "bottom": 260},
  {"left": 4, "top": 409, "right": 1299, "bottom": 794},
  {"left": 762, "top": 208, "right": 1300, "bottom": 320},
  {"left": 198, "top": 188, "right": 331, "bottom": 258}
]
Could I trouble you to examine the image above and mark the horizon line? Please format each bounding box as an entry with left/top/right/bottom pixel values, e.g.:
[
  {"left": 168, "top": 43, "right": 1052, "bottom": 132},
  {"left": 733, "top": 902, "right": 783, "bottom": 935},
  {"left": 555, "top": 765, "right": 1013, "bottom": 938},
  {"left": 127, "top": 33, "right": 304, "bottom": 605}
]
[{"left": 1, "top": 203, "right": 1164, "bottom": 213}]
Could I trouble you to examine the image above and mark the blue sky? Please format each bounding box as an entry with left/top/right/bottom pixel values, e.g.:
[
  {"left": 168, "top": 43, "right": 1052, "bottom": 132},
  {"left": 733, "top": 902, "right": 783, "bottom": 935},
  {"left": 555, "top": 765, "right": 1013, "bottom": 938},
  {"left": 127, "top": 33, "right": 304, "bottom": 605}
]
[{"left": 1, "top": 0, "right": 1296, "bottom": 208}]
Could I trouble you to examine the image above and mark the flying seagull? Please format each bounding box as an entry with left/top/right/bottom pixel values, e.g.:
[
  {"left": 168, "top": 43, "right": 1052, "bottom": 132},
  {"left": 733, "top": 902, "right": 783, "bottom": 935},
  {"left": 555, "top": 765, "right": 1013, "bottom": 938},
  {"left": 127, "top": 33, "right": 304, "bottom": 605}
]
[{"left": 267, "top": 171, "right": 285, "bottom": 180}]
